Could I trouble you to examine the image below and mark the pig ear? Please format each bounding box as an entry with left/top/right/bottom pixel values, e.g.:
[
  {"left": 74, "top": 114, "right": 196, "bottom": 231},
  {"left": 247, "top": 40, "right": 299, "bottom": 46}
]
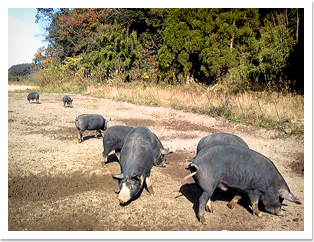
[
  {"left": 279, "top": 188, "right": 302, "bottom": 204},
  {"left": 161, "top": 148, "right": 173, "bottom": 155},
  {"left": 112, "top": 173, "right": 124, "bottom": 180}
]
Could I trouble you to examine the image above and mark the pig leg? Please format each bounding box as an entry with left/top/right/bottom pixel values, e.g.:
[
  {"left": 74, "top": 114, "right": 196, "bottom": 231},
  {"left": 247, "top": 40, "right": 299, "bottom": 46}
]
[
  {"left": 198, "top": 191, "right": 212, "bottom": 224},
  {"left": 227, "top": 194, "right": 242, "bottom": 209},
  {"left": 145, "top": 176, "right": 155, "bottom": 196},
  {"left": 101, "top": 149, "right": 108, "bottom": 166},
  {"left": 78, "top": 132, "right": 83, "bottom": 143},
  {"left": 248, "top": 190, "right": 262, "bottom": 217}
]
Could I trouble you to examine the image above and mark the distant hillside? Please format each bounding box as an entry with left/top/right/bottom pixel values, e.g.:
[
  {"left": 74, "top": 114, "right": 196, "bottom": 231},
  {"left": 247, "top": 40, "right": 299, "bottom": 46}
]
[{"left": 8, "top": 63, "right": 35, "bottom": 76}]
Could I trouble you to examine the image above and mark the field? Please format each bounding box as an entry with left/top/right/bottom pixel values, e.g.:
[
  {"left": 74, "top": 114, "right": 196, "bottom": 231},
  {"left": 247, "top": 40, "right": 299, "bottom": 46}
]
[{"left": 8, "top": 91, "right": 304, "bottom": 233}]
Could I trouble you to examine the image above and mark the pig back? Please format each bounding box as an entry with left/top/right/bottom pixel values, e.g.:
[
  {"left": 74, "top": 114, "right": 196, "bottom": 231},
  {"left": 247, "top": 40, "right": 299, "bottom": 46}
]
[
  {"left": 197, "top": 133, "right": 249, "bottom": 154},
  {"left": 119, "top": 127, "right": 154, "bottom": 175}
]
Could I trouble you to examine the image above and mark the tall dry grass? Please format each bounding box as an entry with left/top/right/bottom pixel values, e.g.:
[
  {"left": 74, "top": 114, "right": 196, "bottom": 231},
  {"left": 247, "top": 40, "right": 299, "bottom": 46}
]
[
  {"left": 27, "top": 67, "right": 304, "bottom": 133},
  {"left": 85, "top": 81, "right": 304, "bottom": 134}
]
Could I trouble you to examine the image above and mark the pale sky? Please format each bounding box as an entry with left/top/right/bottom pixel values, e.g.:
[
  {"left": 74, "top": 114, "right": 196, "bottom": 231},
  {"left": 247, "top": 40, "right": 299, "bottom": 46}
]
[{"left": 8, "top": 8, "right": 46, "bottom": 68}]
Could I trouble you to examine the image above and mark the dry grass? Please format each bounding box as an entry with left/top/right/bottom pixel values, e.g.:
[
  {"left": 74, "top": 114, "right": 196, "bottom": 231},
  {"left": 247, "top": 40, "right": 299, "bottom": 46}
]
[
  {"left": 10, "top": 79, "right": 303, "bottom": 133},
  {"left": 85, "top": 81, "right": 304, "bottom": 134}
]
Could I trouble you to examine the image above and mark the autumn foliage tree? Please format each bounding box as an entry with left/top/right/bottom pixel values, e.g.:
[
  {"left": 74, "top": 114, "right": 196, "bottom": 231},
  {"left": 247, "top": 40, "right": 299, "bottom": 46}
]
[{"left": 33, "top": 46, "right": 54, "bottom": 67}]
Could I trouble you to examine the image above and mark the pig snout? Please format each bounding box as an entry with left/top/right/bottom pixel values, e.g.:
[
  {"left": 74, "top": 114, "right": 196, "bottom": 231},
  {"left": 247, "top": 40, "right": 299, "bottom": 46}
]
[
  {"left": 265, "top": 206, "right": 283, "bottom": 216},
  {"left": 118, "top": 184, "right": 131, "bottom": 204}
]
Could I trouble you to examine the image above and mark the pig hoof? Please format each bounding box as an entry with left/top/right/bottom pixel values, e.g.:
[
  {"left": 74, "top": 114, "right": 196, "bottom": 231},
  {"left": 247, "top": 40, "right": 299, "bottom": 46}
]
[
  {"left": 199, "top": 215, "right": 207, "bottom": 224},
  {"left": 253, "top": 211, "right": 262, "bottom": 217},
  {"left": 206, "top": 206, "right": 214, "bottom": 213},
  {"left": 252, "top": 203, "right": 262, "bottom": 217},
  {"left": 227, "top": 201, "right": 236, "bottom": 209}
]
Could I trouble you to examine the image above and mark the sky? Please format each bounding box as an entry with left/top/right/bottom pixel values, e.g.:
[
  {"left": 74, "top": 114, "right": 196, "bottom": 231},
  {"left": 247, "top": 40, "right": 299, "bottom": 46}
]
[{"left": 8, "top": 8, "right": 46, "bottom": 69}]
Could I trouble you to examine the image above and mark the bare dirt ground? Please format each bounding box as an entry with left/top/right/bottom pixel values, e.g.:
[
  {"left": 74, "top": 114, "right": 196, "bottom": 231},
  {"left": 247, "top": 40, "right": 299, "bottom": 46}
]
[{"left": 8, "top": 91, "right": 304, "bottom": 231}]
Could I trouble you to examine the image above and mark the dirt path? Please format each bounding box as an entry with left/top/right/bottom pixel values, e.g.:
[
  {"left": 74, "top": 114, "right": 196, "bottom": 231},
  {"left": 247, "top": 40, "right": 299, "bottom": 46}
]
[
  {"left": 8, "top": 92, "right": 304, "bottom": 231},
  {"left": 8, "top": 83, "right": 39, "bottom": 91}
]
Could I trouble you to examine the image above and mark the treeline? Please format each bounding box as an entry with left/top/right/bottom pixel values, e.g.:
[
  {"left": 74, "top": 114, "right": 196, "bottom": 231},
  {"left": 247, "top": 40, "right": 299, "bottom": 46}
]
[{"left": 34, "top": 8, "right": 304, "bottom": 94}]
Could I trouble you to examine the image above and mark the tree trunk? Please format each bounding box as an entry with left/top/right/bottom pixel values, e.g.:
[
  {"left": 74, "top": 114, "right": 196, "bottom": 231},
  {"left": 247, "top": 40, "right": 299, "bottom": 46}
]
[
  {"left": 230, "top": 35, "right": 234, "bottom": 50},
  {"left": 296, "top": 9, "right": 299, "bottom": 43}
]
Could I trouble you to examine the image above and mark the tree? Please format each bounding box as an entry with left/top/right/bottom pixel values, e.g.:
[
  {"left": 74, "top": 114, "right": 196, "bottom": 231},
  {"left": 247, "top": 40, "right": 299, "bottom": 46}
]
[
  {"left": 81, "top": 23, "right": 142, "bottom": 81},
  {"left": 158, "top": 8, "right": 260, "bottom": 84},
  {"left": 258, "top": 11, "right": 296, "bottom": 90}
]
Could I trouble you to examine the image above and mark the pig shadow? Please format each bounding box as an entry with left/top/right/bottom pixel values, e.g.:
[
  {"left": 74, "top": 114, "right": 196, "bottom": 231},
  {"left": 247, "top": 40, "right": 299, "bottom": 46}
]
[
  {"left": 82, "top": 134, "right": 103, "bottom": 142},
  {"left": 105, "top": 154, "right": 119, "bottom": 164},
  {"left": 179, "top": 183, "right": 254, "bottom": 220},
  {"left": 29, "top": 102, "right": 42, "bottom": 104}
]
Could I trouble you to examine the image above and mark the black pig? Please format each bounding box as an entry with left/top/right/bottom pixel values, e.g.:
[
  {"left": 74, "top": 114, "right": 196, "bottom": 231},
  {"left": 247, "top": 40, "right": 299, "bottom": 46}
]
[
  {"left": 185, "top": 145, "right": 301, "bottom": 224},
  {"left": 151, "top": 131, "right": 172, "bottom": 167},
  {"left": 27, "top": 92, "right": 39, "bottom": 103},
  {"left": 62, "top": 95, "right": 73, "bottom": 108},
  {"left": 103, "top": 125, "right": 171, "bottom": 167},
  {"left": 112, "top": 126, "right": 171, "bottom": 204},
  {"left": 75, "top": 114, "right": 111, "bottom": 142},
  {"left": 196, "top": 133, "right": 249, "bottom": 208}
]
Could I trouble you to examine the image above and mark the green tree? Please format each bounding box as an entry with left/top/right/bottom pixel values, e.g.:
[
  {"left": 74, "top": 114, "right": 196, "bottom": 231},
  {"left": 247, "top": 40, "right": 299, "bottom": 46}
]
[
  {"left": 158, "top": 8, "right": 260, "bottom": 84},
  {"left": 82, "top": 23, "right": 142, "bottom": 81},
  {"left": 258, "top": 12, "right": 296, "bottom": 90},
  {"left": 158, "top": 8, "right": 205, "bottom": 83},
  {"left": 199, "top": 8, "right": 260, "bottom": 83}
]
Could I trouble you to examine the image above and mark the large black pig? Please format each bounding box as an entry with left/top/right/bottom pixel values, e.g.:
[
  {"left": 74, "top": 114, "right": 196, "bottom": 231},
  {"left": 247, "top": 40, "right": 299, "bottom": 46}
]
[
  {"left": 103, "top": 125, "right": 171, "bottom": 167},
  {"left": 112, "top": 126, "right": 170, "bottom": 204},
  {"left": 75, "top": 114, "right": 111, "bottom": 142},
  {"left": 185, "top": 145, "right": 301, "bottom": 224},
  {"left": 195, "top": 133, "right": 249, "bottom": 209}
]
